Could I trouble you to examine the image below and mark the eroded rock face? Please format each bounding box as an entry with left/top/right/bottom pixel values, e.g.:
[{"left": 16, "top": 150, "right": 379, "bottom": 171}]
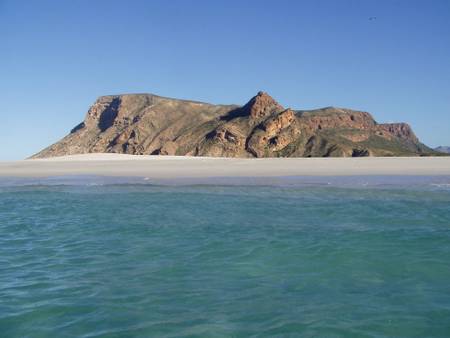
[
  {"left": 85, "top": 96, "right": 121, "bottom": 131},
  {"left": 214, "top": 126, "right": 245, "bottom": 146},
  {"left": 264, "top": 109, "right": 296, "bottom": 133},
  {"left": 376, "top": 123, "right": 418, "bottom": 143},
  {"left": 300, "top": 109, "right": 376, "bottom": 133},
  {"left": 32, "top": 91, "right": 436, "bottom": 158},
  {"left": 247, "top": 109, "right": 301, "bottom": 157},
  {"left": 155, "top": 141, "right": 178, "bottom": 155},
  {"left": 242, "top": 91, "right": 284, "bottom": 119}
]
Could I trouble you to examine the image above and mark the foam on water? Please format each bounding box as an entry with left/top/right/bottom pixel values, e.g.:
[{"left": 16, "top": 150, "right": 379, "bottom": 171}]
[{"left": 1, "top": 174, "right": 450, "bottom": 189}]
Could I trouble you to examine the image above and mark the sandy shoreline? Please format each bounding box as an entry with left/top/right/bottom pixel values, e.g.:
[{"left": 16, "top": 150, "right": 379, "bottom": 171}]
[{"left": 0, "top": 153, "right": 450, "bottom": 178}]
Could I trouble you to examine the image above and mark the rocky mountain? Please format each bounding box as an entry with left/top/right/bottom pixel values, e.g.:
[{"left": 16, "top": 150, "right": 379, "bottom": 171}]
[
  {"left": 435, "top": 146, "right": 450, "bottom": 154},
  {"left": 32, "top": 91, "right": 439, "bottom": 158}
]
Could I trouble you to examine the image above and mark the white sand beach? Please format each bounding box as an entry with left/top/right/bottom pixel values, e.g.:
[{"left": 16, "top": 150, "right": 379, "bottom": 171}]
[{"left": 0, "top": 153, "right": 449, "bottom": 178}]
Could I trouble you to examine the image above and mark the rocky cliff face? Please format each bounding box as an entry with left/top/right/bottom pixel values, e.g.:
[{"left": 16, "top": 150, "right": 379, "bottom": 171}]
[{"left": 32, "top": 92, "right": 438, "bottom": 158}]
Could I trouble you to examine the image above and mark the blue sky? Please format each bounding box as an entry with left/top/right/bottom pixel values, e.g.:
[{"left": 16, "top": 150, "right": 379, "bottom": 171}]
[{"left": 1, "top": 0, "right": 449, "bottom": 160}]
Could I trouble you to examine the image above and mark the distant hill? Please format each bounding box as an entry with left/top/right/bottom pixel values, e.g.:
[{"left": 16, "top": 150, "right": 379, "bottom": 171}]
[
  {"left": 435, "top": 146, "right": 450, "bottom": 154},
  {"left": 32, "top": 91, "right": 439, "bottom": 158}
]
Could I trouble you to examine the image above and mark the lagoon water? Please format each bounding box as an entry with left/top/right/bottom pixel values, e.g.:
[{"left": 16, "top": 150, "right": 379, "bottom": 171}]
[{"left": 1, "top": 179, "right": 450, "bottom": 337}]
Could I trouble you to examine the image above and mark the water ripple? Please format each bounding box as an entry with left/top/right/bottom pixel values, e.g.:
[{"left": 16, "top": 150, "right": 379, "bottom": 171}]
[{"left": 0, "top": 185, "right": 449, "bottom": 336}]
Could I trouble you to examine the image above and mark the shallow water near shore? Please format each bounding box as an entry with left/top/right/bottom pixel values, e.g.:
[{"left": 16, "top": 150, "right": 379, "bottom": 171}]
[{"left": 1, "top": 179, "right": 450, "bottom": 337}]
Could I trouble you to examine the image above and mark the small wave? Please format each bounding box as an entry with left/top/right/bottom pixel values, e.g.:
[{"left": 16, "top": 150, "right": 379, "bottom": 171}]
[
  {"left": 1, "top": 174, "right": 450, "bottom": 190},
  {"left": 430, "top": 183, "right": 450, "bottom": 188}
]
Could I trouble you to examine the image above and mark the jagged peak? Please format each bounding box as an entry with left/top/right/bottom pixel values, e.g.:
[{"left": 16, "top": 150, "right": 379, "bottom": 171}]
[{"left": 242, "top": 91, "right": 284, "bottom": 119}]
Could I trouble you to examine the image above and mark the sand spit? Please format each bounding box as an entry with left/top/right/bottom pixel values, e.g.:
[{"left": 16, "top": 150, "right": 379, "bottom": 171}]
[{"left": 0, "top": 154, "right": 450, "bottom": 178}]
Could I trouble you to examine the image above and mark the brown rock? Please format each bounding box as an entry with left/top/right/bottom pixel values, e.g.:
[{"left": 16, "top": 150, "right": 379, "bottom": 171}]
[
  {"left": 157, "top": 141, "right": 178, "bottom": 155},
  {"left": 31, "top": 92, "right": 436, "bottom": 159},
  {"left": 242, "top": 91, "right": 284, "bottom": 119},
  {"left": 376, "top": 123, "right": 418, "bottom": 143}
]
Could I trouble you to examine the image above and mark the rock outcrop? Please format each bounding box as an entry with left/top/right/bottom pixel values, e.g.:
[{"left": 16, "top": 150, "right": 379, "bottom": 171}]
[
  {"left": 243, "top": 91, "right": 284, "bottom": 119},
  {"left": 32, "top": 92, "right": 439, "bottom": 158}
]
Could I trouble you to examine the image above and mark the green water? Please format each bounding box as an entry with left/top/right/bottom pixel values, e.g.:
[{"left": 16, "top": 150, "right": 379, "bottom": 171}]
[{"left": 1, "top": 184, "right": 450, "bottom": 337}]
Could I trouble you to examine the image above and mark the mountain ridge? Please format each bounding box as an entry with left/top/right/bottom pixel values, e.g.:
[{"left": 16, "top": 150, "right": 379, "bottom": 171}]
[
  {"left": 32, "top": 91, "right": 440, "bottom": 158},
  {"left": 435, "top": 146, "right": 450, "bottom": 154}
]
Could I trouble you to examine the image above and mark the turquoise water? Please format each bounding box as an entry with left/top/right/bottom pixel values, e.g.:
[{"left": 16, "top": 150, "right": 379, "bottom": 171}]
[{"left": 1, "top": 181, "right": 450, "bottom": 337}]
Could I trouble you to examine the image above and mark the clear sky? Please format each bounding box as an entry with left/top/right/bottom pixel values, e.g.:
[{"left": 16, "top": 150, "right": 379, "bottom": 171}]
[{"left": 1, "top": 0, "right": 449, "bottom": 160}]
